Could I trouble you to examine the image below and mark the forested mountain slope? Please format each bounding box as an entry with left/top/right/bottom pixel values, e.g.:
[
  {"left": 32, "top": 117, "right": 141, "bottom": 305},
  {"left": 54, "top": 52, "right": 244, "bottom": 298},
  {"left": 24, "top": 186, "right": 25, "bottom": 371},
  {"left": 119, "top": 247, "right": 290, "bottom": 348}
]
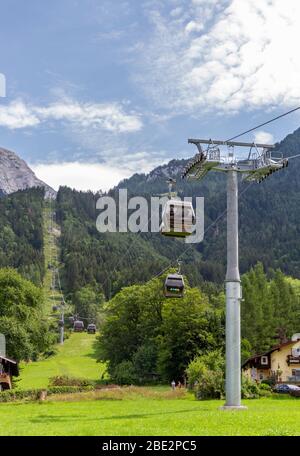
[
  {"left": 0, "top": 187, "right": 45, "bottom": 284},
  {"left": 56, "top": 187, "right": 205, "bottom": 298}
]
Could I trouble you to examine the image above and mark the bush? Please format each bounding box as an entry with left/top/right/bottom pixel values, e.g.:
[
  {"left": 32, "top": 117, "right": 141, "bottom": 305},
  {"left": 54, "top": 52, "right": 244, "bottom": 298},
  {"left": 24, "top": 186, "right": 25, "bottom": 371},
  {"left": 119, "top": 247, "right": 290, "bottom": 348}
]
[
  {"left": 186, "top": 350, "right": 225, "bottom": 400},
  {"left": 47, "top": 385, "right": 94, "bottom": 395},
  {"left": 0, "top": 389, "right": 41, "bottom": 402},
  {"left": 0, "top": 385, "right": 94, "bottom": 402},
  {"left": 259, "top": 382, "right": 272, "bottom": 391},
  {"left": 261, "top": 378, "right": 276, "bottom": 387},
  {"left": 194, "top": 369, "right": 225, "bottom": 400},
  {"left": 242, "top": 376, "right": 272, "bottom": 399},
  {"left": 49, "top": 375, "right": 94, "bottom": 387}
]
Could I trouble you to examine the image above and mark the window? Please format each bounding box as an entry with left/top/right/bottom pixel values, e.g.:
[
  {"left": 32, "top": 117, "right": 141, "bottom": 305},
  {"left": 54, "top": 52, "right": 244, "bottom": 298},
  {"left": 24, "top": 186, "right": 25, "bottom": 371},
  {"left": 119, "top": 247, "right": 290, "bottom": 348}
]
[
  {"left": 261, "top": 356, "right": 268, "bottom": 365},
  {"left": 292, "top": 347, "right": 300, "bottom": 357}
]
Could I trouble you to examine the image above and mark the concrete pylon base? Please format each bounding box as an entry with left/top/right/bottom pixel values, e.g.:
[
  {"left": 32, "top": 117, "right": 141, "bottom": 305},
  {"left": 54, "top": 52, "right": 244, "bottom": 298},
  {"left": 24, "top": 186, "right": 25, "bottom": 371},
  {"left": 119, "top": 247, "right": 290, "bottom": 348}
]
[{"left": 219, "top": 405, "right": 248, "bottom": 411}]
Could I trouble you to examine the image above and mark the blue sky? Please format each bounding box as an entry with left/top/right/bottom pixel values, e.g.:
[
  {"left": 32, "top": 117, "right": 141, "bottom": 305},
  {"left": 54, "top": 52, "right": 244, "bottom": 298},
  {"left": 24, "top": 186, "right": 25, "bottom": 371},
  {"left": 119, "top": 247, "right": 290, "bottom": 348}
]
[{"left": 0, "top": 0, "right": 300, "bottom": 191}]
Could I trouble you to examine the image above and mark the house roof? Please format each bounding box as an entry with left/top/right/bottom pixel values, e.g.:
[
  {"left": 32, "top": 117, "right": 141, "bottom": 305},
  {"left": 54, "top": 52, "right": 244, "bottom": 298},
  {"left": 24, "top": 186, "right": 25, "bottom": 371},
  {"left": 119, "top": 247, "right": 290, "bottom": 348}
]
[
  {"left": 0, "top": 355, "right": 19, "bottom": 376},
  {"left": 242, "top": 339, "right": 299, "bottom": 368},
  {"left": 0, "top": 355, "right": 17, "bottom": 365}
]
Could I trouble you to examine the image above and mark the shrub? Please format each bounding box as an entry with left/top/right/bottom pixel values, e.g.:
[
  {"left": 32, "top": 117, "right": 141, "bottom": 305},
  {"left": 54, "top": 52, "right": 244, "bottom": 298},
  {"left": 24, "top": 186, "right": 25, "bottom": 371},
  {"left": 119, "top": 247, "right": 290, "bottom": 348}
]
[
  {"left": 47, "top": 385, "right": 94, "bottom": 395},
  {"left": 0, "top": 385, "right": 94, "bottom": 402},
  {"left": 186, "top": 350, "right": 225, "bottom": 400},
  {"left": 49, "top": 375, "right": 93, "bottom": 387},
  {"left": 261, "top": 377, "right": 276, "bottom": 387},
  {"left": 259, "top": 382, "right": 272, "bottom": 391},
  {"left": 194, "top": 369, "right": 225, "bottom": 400},
  {"left": 241, "top": 376, "right": 272, "bottom": 399},
  {"left": 0, "top": 388, "right": 41, "bottom": 402}
]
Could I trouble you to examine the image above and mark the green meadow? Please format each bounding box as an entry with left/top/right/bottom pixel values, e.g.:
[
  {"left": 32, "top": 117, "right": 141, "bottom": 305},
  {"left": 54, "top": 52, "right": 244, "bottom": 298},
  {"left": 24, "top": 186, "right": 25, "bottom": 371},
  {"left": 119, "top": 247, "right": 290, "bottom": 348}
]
[
  {"left": 17, "top": 333, "right": 105, "bottom": 390},
  {"left": 0, "top": 393, "right": 300, "bottom": 436}
]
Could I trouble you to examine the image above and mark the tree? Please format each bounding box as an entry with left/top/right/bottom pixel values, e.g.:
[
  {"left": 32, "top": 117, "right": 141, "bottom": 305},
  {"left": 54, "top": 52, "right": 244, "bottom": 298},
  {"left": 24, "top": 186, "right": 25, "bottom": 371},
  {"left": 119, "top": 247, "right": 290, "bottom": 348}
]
[
  {"left": 0, "top": 188, "right": 45, "bottom": 285},
  {"left": 0, "top": 268, "right": 55, "bottom": 361},
  {"left": 156, "top": 287, "right": 218, "bottom": 382},
  {"left": 96, "top": 274, "right": 224, "bottom": 383},
  {"left": 73, "top": 284, "right": 104, "bottom": 322},
  {"left": 186, "top": 350, "right": 225, "bottom": 399},
  {"left": 241, "top": 263, "right": 300, "bottom": 355}
]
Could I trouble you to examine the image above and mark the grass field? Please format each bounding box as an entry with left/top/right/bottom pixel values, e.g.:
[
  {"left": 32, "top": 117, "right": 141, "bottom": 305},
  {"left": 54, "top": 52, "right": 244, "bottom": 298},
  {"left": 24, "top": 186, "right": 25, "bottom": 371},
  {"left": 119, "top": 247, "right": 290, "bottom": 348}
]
[
  {"left": 0, "top": 393, "right": 300, "bottom": 436},
  {"left": 42, "top": 202, "right": 63, "bottom": 315},
  {"left": 17, "top": 332, "right": 106, "bottom": 389}
]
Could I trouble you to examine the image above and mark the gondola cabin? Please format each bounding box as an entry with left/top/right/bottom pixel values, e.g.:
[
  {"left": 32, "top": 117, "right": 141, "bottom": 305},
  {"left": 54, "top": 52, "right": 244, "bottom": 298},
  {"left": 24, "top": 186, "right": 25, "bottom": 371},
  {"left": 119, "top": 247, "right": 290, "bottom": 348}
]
[
  {"left": 164, "top": 274, "right": 185, "bottom": 298},
  {"left": 73, "top": 320, "right": 84, "bottom": 332},
  {"left": 0, "top": 356, "right": 19, "bottom": 391},
  {"left": 160, "top": 200, "right": 195, "bottom": 238},
  {"left": 87, "top": 323, "right": 96, "bottom": 334}
]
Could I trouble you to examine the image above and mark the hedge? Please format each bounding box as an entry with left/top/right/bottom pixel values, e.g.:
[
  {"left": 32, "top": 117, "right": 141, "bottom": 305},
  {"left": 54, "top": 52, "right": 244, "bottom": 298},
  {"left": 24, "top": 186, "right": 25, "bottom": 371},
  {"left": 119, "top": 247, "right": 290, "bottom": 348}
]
[{"left": 0, "top": 385, "right": 94, "bottom": 402}]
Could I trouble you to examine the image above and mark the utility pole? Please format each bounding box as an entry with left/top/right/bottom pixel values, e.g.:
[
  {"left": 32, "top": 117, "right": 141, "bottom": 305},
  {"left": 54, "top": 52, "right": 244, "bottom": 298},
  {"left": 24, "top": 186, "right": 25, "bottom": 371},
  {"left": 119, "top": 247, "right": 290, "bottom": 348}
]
[
  {"left": 182, "top": 138, "right": 288, "bottom": 409},
  {"left": 59, "top": 305, "right": 64, "bottom": 345}
]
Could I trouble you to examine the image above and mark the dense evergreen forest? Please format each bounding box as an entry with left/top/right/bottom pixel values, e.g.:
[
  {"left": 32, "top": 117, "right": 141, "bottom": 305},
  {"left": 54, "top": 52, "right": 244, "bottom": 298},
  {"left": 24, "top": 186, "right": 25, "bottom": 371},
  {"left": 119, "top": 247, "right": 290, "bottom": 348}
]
[
  {"left": 56, "top": 186, "right": 205, "bottom": 299},
  {"left": 241, "top": 263, "right": 300, "bottom": 356},
  {"left": 0, "top": 187, "right": 45, "bottom": 285}
]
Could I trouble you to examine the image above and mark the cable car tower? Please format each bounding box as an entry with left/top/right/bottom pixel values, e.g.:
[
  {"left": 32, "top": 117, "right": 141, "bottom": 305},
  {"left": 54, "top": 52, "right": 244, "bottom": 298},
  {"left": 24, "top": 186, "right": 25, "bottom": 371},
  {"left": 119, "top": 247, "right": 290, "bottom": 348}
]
[{"left": 182, "top": 138, "right": 290, "bottom": 410}]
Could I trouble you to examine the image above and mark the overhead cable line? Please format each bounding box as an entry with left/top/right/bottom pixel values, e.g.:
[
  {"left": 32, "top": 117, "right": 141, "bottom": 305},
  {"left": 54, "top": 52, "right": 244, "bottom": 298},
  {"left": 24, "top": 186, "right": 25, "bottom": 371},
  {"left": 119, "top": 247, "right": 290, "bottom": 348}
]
[{"left": 227, "top": 106, "right": 300, "bottom": 142}]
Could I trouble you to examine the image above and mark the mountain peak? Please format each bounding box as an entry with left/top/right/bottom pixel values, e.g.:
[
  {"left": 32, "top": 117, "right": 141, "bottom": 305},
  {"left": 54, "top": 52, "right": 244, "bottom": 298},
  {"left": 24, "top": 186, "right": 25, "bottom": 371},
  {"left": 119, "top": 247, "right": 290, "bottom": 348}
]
[
  {"left": 146, "top": 158, "right": 188, "bottom": 182},
  {"left": 0, "top": 147, "right": 56, "bottom": 198}
]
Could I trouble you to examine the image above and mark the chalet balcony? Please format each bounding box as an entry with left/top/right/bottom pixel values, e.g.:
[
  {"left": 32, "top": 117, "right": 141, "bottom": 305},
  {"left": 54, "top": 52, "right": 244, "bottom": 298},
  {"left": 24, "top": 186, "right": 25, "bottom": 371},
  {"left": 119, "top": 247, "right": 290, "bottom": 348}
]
[{"left": 287, "top": 355, "right": 300, "bottom": 366}]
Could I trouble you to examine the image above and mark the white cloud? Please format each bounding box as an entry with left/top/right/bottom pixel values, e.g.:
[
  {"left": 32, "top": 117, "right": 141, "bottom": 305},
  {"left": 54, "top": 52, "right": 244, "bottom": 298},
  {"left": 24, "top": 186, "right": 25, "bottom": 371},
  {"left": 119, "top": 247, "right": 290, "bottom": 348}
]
[
  {"left": 0, "top": 98, "right": 142, "bottom": 132},
  {"left": 254, "top": 131, "right": 274, "bottom": 145},
  {"left": 0, "top": 100, "right": 40, "bottom": 128},
  {"left": 135, "top": 0, "right": 300, "bottom": 114},
  {"left": 30, "top": 151, "right": 168, "bottom": 192},
  {"left": 31, "top": 162, "right": 132, "bottom": 192},
  {"left": 185, "top": 20, "right": 203, "bottom": 34}
]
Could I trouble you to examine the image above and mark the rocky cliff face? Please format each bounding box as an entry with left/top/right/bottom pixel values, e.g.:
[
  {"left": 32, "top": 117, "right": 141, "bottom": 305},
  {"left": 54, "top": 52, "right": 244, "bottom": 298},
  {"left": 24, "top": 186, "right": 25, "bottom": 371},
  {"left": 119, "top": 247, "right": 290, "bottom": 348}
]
[
  {"left": 0, "top": 148, "right": 56, "bottom": 198},
  {"left": 146, "top": 159, "right": 187, "bottom": 182}
]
